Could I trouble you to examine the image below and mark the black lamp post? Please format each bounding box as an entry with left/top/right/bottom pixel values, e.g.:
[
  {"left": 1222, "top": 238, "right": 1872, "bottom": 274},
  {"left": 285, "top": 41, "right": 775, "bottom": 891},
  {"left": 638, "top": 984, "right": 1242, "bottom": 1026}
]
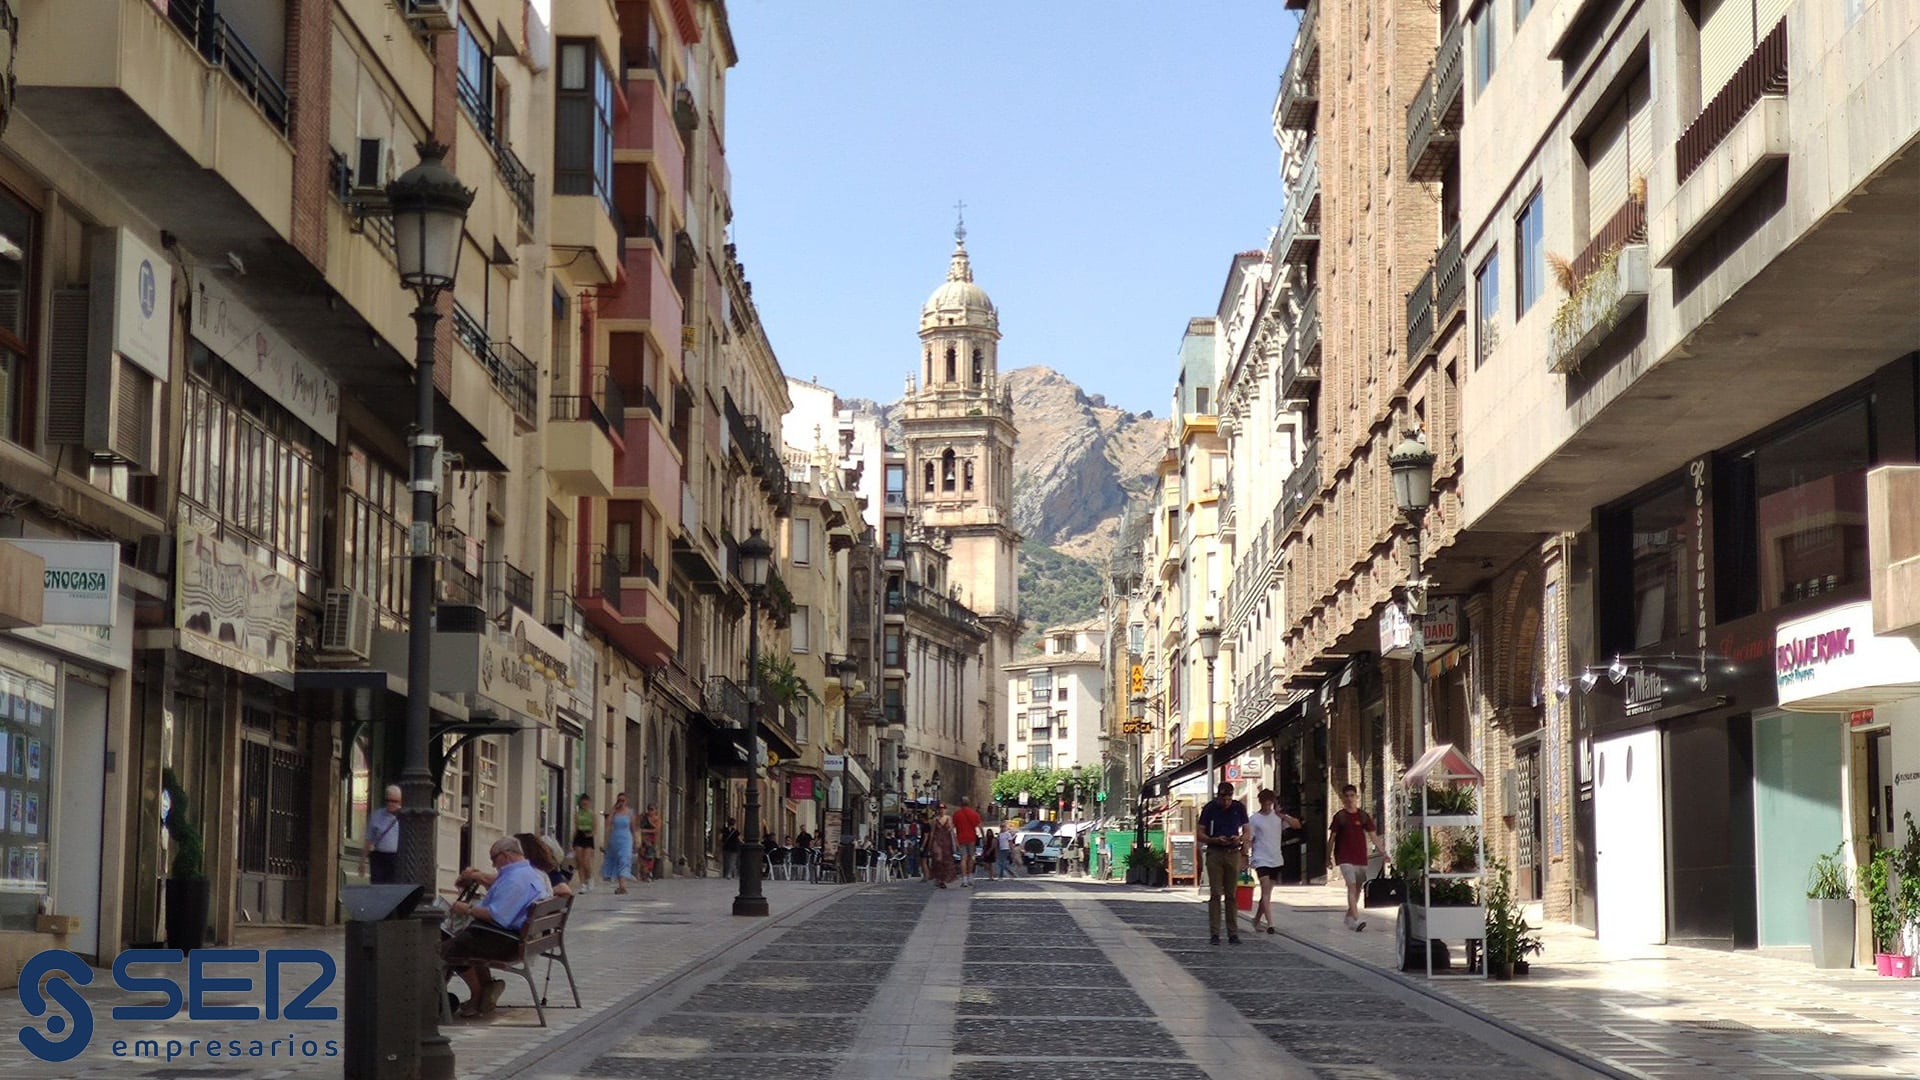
[
  {"left": 388, "top": 141, "right": 473, "bottom": 1080},
  {"left": 1196, "top": 617, "right": 1222, "bottom": 787},
  {"left": 1129, "top": 694, "right": 1149, "bottom": 867},
  {"left": 1055, "top": 776, "right": 1067, "bottom": 819},
  {"left": 734, "top": 528, "right": 774, "bottom": 917},
  {"left": 834, "top": 655, "right": 858, "bottom": 880},
  {"left": 1389, "top": 431, "right": 1436, "bottom": 760}
]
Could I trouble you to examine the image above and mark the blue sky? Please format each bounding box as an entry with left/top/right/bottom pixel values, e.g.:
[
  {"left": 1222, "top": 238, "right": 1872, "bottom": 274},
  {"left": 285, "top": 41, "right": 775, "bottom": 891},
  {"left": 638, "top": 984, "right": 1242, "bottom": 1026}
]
[{"left": 721, "top": 2, "right": 1296, "bottom": 416}]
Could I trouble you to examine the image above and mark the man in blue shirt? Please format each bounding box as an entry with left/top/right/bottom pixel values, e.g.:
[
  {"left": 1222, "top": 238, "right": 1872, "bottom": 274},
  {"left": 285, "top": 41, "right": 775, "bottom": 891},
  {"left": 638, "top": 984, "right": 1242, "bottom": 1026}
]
[
  {"left": 442, "top": 836, "right": 552, "bottom": 1017},
  {"left": 363, "top": 785, "right": 402, "bottom": 883},
  {"left": 1197, "top": 781, "right": 1250, "bottom": 944}
]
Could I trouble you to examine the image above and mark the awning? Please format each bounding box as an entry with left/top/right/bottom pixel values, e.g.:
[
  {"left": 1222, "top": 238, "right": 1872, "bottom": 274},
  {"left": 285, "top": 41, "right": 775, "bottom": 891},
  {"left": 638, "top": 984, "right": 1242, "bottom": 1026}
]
[
  {"left": 293, "top": 667, "right": 471, "bottom": 724},
  {"left": 1141, "top": 689, "right": 1317, "bottom": 798}
]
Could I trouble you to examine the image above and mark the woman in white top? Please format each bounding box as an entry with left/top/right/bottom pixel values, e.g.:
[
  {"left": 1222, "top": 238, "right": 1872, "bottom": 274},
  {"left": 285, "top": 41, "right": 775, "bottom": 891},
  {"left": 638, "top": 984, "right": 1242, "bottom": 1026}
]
[{"left": 1248, "top": 788, "right": 1303, "bottom": 935}]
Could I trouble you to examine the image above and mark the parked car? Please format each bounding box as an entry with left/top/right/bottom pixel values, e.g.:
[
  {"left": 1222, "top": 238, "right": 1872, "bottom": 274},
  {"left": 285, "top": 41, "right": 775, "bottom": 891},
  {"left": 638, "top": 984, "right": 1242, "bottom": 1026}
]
[{"left": 1016, "top": 822, "right": 1070, "bottom": 873}]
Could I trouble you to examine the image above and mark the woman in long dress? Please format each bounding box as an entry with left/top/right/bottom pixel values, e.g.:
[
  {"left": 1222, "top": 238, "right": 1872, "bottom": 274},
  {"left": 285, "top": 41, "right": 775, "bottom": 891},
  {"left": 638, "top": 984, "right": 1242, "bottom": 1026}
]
[
  {"left": 924, "top": 805, "right": 957, "bottom": 888},
  {"left": 605, "top": 793, "right": 636, "bottom": 894}
]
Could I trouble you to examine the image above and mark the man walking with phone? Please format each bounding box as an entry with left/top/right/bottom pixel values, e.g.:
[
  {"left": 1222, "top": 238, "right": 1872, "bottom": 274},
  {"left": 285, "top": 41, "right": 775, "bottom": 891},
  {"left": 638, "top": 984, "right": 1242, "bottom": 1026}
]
[{"left": 1198, "top": 781, "right": 1250, "bottom": 945}]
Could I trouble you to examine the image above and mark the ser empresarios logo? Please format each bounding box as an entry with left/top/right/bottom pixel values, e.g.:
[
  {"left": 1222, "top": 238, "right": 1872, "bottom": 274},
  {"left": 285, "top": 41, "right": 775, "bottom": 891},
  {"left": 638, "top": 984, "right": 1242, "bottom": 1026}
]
[{"left": 17, "top": 948, "right": 340, "bottom": 1064}]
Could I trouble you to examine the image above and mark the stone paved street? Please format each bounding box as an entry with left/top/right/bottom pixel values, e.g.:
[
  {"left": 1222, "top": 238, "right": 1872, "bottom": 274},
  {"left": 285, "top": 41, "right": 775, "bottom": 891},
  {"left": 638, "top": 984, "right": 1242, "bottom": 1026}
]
[{"left": 13, "top": 876, "right": 1920, "bottom": 1079}]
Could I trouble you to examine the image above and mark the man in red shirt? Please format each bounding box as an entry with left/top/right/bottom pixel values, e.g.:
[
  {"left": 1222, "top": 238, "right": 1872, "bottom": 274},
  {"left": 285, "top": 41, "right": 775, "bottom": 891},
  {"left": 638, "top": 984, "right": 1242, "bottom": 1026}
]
[
  {"left": 952, "top": 797, "right": 983, "bottom": 888},
  {"left": 1329, "top": 783, "right": 1383, "bottom": 930}
]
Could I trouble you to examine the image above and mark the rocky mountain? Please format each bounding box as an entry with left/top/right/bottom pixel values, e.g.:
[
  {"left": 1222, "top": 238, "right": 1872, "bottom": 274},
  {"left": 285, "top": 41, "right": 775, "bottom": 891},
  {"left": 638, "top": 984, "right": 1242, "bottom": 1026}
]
[{"left": 842, "top": 366, "right": 1167, "bottom": 566}]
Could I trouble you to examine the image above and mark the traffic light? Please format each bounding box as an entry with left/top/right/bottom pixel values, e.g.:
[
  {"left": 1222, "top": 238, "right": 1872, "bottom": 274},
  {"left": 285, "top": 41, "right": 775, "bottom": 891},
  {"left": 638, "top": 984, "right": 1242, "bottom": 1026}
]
[
  {"left": 1096, "top": 790, "right": 1107, "bottom": 803},
  {"left": 1129, "top": 665, "right": 1144, "bottom": 695}
]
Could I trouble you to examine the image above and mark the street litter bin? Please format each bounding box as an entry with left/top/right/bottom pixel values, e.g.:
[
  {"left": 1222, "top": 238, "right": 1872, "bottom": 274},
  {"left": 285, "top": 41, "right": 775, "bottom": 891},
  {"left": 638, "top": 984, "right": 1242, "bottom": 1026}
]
[{"left": 342, "top": 884, "right": 431, "bottom": 1080}]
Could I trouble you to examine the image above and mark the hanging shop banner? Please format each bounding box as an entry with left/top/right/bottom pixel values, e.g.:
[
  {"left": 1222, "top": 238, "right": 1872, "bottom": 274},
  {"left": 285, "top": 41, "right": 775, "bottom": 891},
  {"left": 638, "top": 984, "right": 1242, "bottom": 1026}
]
[
  {"left": 787, "top": 776, "right": 816, "bottom": 801},
  {"left": 192, "top": 275, "right": 340, "bottom": 442},
  {"left": 113, "top": 229, "right": 172, "bottom": 381},
  {"left": 1775, "top": 602, "right": 1920, "bottom": 711},
  {"left": 176, "top": 523, "right": 297, "bottom": 674},
  {"left": 1377, "top": 596, "right": 1464, "bottom": 660},
  {"left": 6, "top": 539, "right": 118, "bottom": 626}
]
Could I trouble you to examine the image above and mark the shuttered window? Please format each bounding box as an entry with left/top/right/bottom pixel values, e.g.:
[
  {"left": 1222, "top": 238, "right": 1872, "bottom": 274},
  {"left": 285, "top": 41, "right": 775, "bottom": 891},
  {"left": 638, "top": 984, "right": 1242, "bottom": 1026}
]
[
  {"left": 1699, "top": 0, "right": 1756, "bottom": 101},
  {"left": 1626, "top": 77, "right": 1654, "bottom": 198},
  {"left": 1585, "top": 95, "right": 1630, "bottom": 241}
]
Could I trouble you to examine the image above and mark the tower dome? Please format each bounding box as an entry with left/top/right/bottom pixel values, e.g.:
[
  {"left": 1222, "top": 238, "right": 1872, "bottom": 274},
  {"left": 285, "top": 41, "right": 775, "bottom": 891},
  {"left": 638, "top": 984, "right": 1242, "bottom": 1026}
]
[{"left": 920, "top": 232, "right": 998, "bottom": 334}]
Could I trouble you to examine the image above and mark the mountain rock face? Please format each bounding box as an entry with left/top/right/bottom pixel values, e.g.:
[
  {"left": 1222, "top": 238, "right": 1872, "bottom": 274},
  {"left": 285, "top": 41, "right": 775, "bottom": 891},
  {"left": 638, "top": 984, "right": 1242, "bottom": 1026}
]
[
  {"left": 845, "top": 367, "right": 1167, "bottom": 565},
  {"left": 1003, "top": 366, "right": 1166, "bottom": 564}
]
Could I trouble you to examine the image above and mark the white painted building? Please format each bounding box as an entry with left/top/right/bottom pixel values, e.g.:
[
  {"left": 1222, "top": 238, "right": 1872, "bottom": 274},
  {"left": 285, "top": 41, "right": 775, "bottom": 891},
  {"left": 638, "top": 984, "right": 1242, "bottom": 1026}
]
[{"left": 1007, "top": 622, "right": 1108, "bottom": 777}]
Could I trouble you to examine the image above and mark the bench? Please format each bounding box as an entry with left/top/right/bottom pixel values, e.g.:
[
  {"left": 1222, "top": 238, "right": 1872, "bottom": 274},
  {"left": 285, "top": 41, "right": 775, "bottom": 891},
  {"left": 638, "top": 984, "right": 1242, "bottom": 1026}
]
[{"left": 441, "top": 893, "right": 580, "bottom": 1026}]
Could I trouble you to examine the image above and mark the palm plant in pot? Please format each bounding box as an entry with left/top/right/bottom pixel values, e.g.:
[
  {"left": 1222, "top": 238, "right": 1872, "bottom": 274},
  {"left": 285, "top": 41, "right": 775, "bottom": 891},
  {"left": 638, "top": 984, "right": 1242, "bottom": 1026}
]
[
  {"left": 1805, "top": 844, "right": 1854, "bottom": 969},
  {"left": 162, "top": 768, "right": 210, "bottom": 953},
  {"left": 1482, "top": 856, "right": 1542, "bottom": 979}
]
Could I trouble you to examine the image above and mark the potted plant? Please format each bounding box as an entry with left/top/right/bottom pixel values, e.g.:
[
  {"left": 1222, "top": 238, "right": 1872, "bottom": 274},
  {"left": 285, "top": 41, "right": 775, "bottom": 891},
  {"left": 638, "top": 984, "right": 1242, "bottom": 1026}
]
[
  {"left": 1236, "top": 867, "right": 1256, "bottom": 913},
  {"left": 1805, "top": 844, "right": 1854, "bottom": 969},
  {"left": 1482, "top": 857, "right": 1542, "bottom": 979},
  {"left": 162, "top": 768, "right": 210, "bottom": 954},
  {"left": 1865, "top": 813, "right": 1920, "bottom": 978}
]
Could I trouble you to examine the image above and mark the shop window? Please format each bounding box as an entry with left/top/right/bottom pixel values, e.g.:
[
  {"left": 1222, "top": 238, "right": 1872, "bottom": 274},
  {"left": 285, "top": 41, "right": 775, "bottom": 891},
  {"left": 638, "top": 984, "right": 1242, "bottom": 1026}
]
[
  {"left": 0, "top": 662, "right": 55, "bottom": 928},
  {"left": 1718, "top": 399, "right": 1873, "bottom": 617},
  {"left": 475, "top": 738, "right": 502, "bottom": 827},
  {"left": 0, "top": 188, "right": 35, "bottom": 444}
]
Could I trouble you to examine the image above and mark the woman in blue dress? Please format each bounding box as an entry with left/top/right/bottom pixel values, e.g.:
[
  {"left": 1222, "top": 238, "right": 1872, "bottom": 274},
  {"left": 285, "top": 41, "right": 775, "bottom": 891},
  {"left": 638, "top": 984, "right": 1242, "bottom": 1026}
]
[{"left": 604, "top": 792, "right": 636, "bottom": 894}]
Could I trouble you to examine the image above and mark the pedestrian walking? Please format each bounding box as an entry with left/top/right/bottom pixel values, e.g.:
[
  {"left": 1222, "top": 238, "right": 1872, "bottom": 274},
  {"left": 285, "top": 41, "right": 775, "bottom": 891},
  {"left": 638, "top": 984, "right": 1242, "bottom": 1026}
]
[
  {"left": 994, "top": 825, "right": 1017, "bottom": 879},
  {"left": 924, "top": 804, "right": 957, "bottom": 888},
  {"left": 952, "top": 797, "right": 982, "bottom": 887},
  {"left": 364, "top": 784, "right": 402, "bottom": 884},
  {"left": 721, "top": 819, "right": 742, "bottom": 879},
  {"left": 1248, "top": 789, "right": 1302, "bottom": 935},
  {"left": 1330, "top": 784, "right": 1383, "bottom": 930},
  {"left": 604, "top": 793, "right": 636, "bottom": 894},
  {"left": 570, "top": 794, "right": 596, "bottom": 893},
  {"left": 639, "top": 804, "right": 663, "bottom": 881},
  {"left": 1198, "top": 781, "right": 1250, "bottom": 944}
]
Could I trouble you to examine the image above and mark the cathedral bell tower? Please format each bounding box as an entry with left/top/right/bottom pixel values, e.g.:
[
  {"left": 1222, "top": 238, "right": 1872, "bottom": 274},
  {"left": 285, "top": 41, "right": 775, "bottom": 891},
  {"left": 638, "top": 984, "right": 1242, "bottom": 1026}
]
[{"left": 900, "top": 213, "right": 1022, "bottom": 774}]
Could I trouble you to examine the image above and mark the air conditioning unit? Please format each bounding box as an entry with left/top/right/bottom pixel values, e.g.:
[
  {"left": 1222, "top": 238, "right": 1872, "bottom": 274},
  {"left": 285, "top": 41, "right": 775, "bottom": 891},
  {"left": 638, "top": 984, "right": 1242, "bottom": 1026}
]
[
  {"left": 46, "top": 285, "right": 158, "bottom": 474},
  {"left": 320, "top": 589, "right": 374, "bottom": 660},
  {"left": 353, "top": 137, "right": 390, "bottom": 196},
  {"left": 402, "top": 0, "right": 458, "bottom": 34}
]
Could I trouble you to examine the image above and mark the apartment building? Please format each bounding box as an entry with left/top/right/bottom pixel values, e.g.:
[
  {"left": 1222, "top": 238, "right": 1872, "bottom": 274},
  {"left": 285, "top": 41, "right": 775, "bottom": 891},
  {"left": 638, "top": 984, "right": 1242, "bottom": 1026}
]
[
  {"left": 1449, "top": 0, "right": 1920, "bottom": 952},
  {"left": 1007, "top": 621, "right": 1106, "bottom": 775}
]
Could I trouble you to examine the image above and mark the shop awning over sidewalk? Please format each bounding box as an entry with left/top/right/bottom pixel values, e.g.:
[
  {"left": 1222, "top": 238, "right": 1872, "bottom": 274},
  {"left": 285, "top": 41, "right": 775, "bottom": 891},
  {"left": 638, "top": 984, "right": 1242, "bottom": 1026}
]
[{"left": 1141, "top": 690, "right": 1315, "bottom": 798}]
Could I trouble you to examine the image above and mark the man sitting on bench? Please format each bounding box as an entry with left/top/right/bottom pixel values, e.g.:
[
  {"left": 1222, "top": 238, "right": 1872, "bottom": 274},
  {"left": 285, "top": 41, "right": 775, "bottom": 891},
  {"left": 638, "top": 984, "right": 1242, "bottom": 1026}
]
[{"left": 442, "top": 836, "right": 552, "bottom": 1017}]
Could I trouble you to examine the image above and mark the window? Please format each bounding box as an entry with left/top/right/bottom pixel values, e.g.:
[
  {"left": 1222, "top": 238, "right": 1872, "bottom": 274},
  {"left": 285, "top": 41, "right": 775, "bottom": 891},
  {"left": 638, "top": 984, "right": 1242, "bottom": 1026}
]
[
  {"left": 1624, "top": 483, "right": 1693, "bottom": 648},
  {"left": 1195, "top": 386, "right": 1211, "bottom": 414},
  {"left": 1032, "top": 744, "right": 1053, "bottom": 769},
  {"left": 1129, "top": 624, "right": 1145, "bottom": 654},
  {"left": 1057, "top": 685, "right": 1069, "bottom": 702},
  {"left": 963, "top": 460, "right": 975, "bottom": 492},
  {"left": 1053, "top": 633, "right": 1075, "bottom": 652},
  {"left": 1726, "top": 400, "right": 1873, "bottom": 615},
  {"left": 1515, "top": 189, "right": 1545, "bottom": 315},
  {"left": 0, "top": 188, "right": 36, "bottom": 443},
  {"left": 475, "top": 738, "right": 502, "bottom": 826},
  {"left": 1029, "top": 711, "right": 1051, "bottom": 737},
  {"left": 1015, "top": 712, "right": 1029, "bottom": 739},
  {"left": 884, "top": 521, "right": 904, "bottom": 559},
  {"left": 791, "top": 519, "right": 812, "bottom": 565},
  {"left": 941, "top": 448, "right": 957, "bottom": 492},
  {"left": 1515, "top": 0, "right": 1534, "bottom": 24},
  {"left": 884, "top": 631, "right": 902, "bottom": 668},
  {"left": 1472, "top": 4, "right": 1498, "bottom": 96},
  {"left": 457, "top": 20, "right": 494, "bottom": 137},
  {"left": 1055, "top": 711, "right": 1069, "bottom": 740},
  {"left": 970, "top": 349, "right": 983, "bottom": 385},
  {"left": 945, "top": 346, "right": 956, "bottom": 382},
  {"left": 791, "top": 605, "right": 811, "bottom": 651},
  {"left": 556, "top": 41, "right": 615, "bottom": 209},
  {"left": 343, "top": 444, "right": 408, "bottom": 627},
  {"left": 923, "top": 461, "right": 935, "bottom": 493},
  {"left": 1029, "top": 671, "right": 1053, "bottom": 701},
  {"left": 1473, "top": 250, "right": 1500, "bottom": 367}
]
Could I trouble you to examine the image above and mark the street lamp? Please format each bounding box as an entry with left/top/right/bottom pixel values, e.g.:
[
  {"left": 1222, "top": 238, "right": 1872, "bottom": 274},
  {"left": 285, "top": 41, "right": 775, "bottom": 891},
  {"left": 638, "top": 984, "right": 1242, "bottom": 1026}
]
[
  {"left": 389, "top": 141, "right": 472, "bottom": 1080},
  {"left": 1129, "top": 694, "right": 1149, "bottom": 872},
  {"left": 1055, "top": 776, "right": 1067, "bottom": 819},
  {"left": 833, "top": 655, "right": 858, "bottom": 881},
  {"left": 734, "top": 527, "right": 774, "bottom": 917},
  {"left": 1390, "top": 431, "right": 1436, "bottom": 760},
  {"left": 1196, "top": 617, "right": 1222, "bottom": 785}
]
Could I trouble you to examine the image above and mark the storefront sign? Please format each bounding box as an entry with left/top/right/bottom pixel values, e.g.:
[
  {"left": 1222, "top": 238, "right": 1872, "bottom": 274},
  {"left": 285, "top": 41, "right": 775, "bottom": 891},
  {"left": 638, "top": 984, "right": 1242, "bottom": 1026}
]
[
  {"left": 1377, "top": 596, "right": 1464, "bottom": 660},
  {"left": 824, "top": 754, "right": 847, "bottom": 772},
  {"left": 176, "top": 524, "right": 297, "bottom": 674},
  {"left": 113, "top": 229, "right": 172, "bottom": 381},
  {"left": 7, "top": 540, "right": 118, "bottom": 627},
  {"left": 1849, "top": 709, "right": 1877, "bottom": 728},
  {"left": 1624, "top": 669, "right": 1669, "bottom": 717},
  {"left": 192, "top": 276, "right": 340, "bottom": 442},
  {"left": 9, "top": 596, "right": 134, "bottom": 672},
  {"left": 787, "top": 776, "right": 815, "bottom": 800},
  {"left": 1775, "top": 602, "right": 1920, "bottom": 711}
]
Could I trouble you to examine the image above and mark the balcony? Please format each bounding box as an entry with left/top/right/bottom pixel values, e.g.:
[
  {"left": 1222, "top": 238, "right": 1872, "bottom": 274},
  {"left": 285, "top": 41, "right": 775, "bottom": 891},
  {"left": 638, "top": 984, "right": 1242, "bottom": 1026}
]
[
  {"left": 551, "top": 193, "right": 622, "bottom": 286},
  {"left": 495, "top": 143, "right": 536, "bottom": 228},
  {"left": 1654, "top": 19, "right": 1790, "bottom": 268},
  {"left": 1434, "top": 224, "right": 1466, "bottom": 325},
  {"left": 1275, "top": 40, "right": 1318, "bottom": 132},
  {"left": 1406, "top": 265, "right": 1437, "bottom": 361},
  {"left": 603, "top": 229, "right": 685, "bottom": 328},
  {"left": 548, "top": 388, "right": 616, "bottom": 497},
  {"left": 1279, "top": 142, "right": 1320, "bottom": 267},
  {"left": 545, "top": 590, "right": 583, "bottom": 636},
  {"left": 1870, "top": 467, "right": 1920, "bottom": 640},
  {"left": 579, "top": 543, "right": 678, "bottom": 667},
  {"left": 905, "top": 583, "right": 985, "bottom": 636},
  {"left": 613, "top": 407, "right": 683, "bottom": 530},
  {"left": 616, "top": 76, "right": 686, "bottom": 203},
  {"left": 1548, "top": 197, "right": 1650, "bottom": 375},
  {"left": 19, "top": 1, "right": 295, "bottom": 270},
  {"left": 487, "top": 561, "right": 535, "bottom": 622},
  {"left": 440, "top": 527, "right": 483, "bottom": 608},
  {"left": 704, "top": 676, "right": 750, "bottom": 728},
  {"left": 452, "top": 306, "right": 538, "bottom": 429},
  {"left": 1289, "top": 288, "right": 1321, "bottom": 382},
  {"left": 1406, "top": 20, "right": 1465, "bottom": 182},
  {"left": 1281, "top": 439, "right": 1320, "bottom": 535}
]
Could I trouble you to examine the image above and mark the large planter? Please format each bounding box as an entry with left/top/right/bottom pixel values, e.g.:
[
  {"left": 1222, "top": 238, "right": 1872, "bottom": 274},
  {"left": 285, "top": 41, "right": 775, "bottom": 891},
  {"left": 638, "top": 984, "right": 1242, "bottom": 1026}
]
[
  {"left": 1876, "top": 953, "right": 1917, "bottom": 978},
  {"left": 1403, "top": 901, "right": 1486, "bottom": 942},
  {"left": 1806, "top": 898, "right": 1855, "bottom": 969},
  {"left": 164, "top": 877, "right": 211, "bottom": 954}
]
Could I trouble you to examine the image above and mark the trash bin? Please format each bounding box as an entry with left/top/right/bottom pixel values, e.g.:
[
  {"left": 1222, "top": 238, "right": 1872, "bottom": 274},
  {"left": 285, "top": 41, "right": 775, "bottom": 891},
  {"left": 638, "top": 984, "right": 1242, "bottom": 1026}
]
[{"left": 342, "top": 884, "right": 432, "bottom": 1080}]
